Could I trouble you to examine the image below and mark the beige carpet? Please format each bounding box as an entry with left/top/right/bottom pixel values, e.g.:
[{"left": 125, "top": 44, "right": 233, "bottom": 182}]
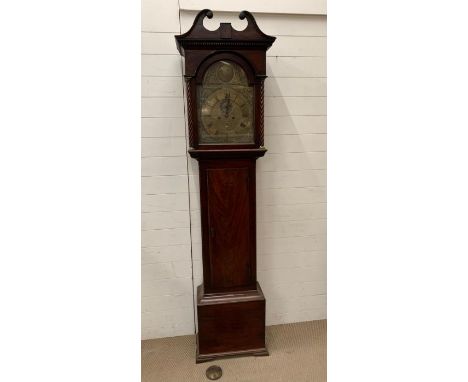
[{"left": 142, "top": 320, "right": 326, "bottom": 382}]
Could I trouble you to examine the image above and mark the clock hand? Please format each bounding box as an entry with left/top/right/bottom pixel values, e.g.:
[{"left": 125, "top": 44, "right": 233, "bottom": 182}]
[{"left": 220, "top": 92, "right": 233, "bottom": 118}]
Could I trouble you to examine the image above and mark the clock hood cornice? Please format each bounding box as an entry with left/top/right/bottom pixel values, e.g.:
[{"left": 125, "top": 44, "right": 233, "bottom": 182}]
[{"left": 175, "top": 9, "right": 276, "bottom": 55}]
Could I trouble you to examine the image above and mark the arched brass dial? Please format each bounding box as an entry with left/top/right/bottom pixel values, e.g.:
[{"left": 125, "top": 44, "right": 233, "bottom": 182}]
[{"left": 197, "top": 60, "right": 254, "bottom": 144}]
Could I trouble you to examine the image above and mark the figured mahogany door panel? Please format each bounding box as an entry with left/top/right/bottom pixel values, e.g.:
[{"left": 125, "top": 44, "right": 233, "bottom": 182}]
[{"left": 206, "top": 167, "right": 251, "bottom": 289}]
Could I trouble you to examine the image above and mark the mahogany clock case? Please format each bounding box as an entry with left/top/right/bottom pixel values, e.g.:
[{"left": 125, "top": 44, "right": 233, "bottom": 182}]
[{"left": 175, "top": 9, "right": 276, "bottom": 363}]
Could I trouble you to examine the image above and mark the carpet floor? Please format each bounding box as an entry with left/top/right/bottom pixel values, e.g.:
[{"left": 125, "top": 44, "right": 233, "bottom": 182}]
[{"left": 142, "top": 319, "right": 326, "bottom": 382}]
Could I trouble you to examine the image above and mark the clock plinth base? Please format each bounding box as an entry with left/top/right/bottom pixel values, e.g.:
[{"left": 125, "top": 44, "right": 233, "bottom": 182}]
[
  {"left": 196, "top": 282, "right": 268, "bottom": 363},
  {"left": 196, "top": 346, "right": 269, "bottom": 364}
]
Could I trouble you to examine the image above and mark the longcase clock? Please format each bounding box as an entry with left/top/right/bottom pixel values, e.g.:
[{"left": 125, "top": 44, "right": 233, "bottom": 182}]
[{"left": 175, "top": 9, "right": 276, "bottom": 363}]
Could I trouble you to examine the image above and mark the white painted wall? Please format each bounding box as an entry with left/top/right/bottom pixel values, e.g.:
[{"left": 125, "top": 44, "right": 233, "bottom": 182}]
[{"left": 142, "top": 0, "right": 326, "bottom": 340}]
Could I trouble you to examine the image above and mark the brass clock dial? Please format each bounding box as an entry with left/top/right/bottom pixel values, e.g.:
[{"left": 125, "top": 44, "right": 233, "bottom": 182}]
[{"left": 198, "top": 61, "right": 254, "bottom": 144}]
